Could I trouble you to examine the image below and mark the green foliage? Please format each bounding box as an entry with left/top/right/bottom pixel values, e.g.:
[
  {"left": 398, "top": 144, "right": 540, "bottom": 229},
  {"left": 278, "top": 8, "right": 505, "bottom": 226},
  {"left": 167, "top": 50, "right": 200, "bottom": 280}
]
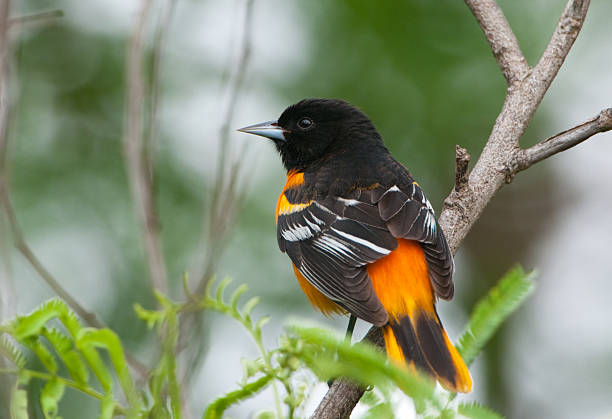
[
  {"left": 0, "top": 298, "right": 138, "bottom": 418},
  {"left": 1, "top": 267, "right": 535, "bottom": 418},
  {"left": 457, "top": 402, "right": 506, "bottom": 419},
  {"left": 457, "top": 266, "right": 536, "bottom": 366}
]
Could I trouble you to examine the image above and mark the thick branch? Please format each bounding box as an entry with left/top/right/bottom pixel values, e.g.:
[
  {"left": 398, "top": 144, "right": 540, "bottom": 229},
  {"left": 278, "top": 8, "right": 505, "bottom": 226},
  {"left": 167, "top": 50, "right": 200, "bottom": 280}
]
[
  {"left": 464, "top": 0, "right": 529, "bottom": 85},
  {"left": 454, "top": 145, "right": 471, "bottom": 192},
  {"left": 311, "top": 327, "right": 384, "bottom": 419},
  {"left": 509, "top": 108, "right": 612, "bottom": 174},
  {"left": 123, "top": 0, "right": 168, "bottom": 294},
  {"left": 439, "top": 0, "right": 590, "bottom": 255}
]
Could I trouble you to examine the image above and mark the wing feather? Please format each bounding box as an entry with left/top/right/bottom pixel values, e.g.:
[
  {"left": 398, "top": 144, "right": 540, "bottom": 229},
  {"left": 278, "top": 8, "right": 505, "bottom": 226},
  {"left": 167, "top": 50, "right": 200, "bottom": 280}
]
[
  {"left": 277, "top": 198, "right": 396, "bottom": 325},
  {"left": 374, "top": 183, "right": 455, "bottom": 300}
]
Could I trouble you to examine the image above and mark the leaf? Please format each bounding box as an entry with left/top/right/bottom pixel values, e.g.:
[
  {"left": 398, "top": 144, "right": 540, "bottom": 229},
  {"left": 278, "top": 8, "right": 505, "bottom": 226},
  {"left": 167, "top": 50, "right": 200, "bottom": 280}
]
[
  {"left": 10, "top": 386, "right": 29, "bottom": 419},
  {"left": 253, "top": 412, "right": 275, "bottom": 419},
  {"left": 230, "top": 284, "right": 248, "bottom": 311},
  {"left": 290, "top": 326, "right": 438, "bottom": 413},
  {"left": 24, "top": 337, "right": 57, "bottom": 374},
  {"left": 98, "top": 393, "right": 115, "bottom": 419},
  {"left": 43, "top": 328, "right": 89, "bottom": 385},
  {"left": 457, "top": 266, "right": 536, "bottom": 366},
  {"left": 12, "top": 299, "right": 75, "bottom": 340},
  {"left": 133, "top": 303, "right": 164, "bottom": 329},
  {"left": 0, "top": 336, "right": 26, "bottom": 368},
  {"left": 78, "top": 328, "right": 142, "bottom": 414},
  {"left": 215, "top": 278, "right": 233, "bottom": 303},
  {"left": 202, "top": 375, "right": 273, "bottom": 419},
  {"left": 362, "top": 400, "right": 395, "bottom": 419},
  {"left": 242, "top": 297, "right": 260, "bottom": 323},
  {"left": 458, "top": 402, "right": 506, "bottom": 419},
  {"left": 40, "top": 378, "right": 65, "bottom": 419}
]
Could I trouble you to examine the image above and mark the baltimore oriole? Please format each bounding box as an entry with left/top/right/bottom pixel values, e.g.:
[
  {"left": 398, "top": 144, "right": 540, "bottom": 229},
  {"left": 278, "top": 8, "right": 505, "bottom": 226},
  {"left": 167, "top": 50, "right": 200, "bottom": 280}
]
[{"left": 239, "top": 98, "right": 471, "bottom": 393}]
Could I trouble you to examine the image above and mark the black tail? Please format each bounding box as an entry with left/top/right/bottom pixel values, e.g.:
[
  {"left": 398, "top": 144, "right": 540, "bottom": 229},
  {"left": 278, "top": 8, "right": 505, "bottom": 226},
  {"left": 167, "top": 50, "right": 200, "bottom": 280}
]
[{"left": 383, "top": 309, "right": 471, "bottom": 393}]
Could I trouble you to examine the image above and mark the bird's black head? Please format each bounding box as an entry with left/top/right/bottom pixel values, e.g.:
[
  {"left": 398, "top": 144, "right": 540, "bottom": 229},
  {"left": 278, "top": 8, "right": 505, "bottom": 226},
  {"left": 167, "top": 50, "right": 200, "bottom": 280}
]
[{"left": 239, "top": 98, "right": 385, "bottom": 172}]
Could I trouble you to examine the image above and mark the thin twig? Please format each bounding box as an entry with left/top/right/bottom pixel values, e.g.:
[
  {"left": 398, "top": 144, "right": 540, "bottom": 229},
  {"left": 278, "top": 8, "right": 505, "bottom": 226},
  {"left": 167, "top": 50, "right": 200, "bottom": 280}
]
[
  {"left": 123, "top": 0, "right": 168, "bottom": 294},
  {"left": 0, "top": 0, "right": 9, "bottom": 168},
  {"left": 8, "top": 9, "right": 63, "bottom": 28},
  {"left": 464, "top": 0, "right": 530, "bottom": 85},
  {"left": 1, "top": 189, "right": 102, "bottom": 328},
  {"left": 178, "top": 0, "right": 257, "bottom": 393},
  {"left": 0, "top": 186, "right": 150, "bottom": 379},
  {"left": 509, "top": 108, "right": 612, "bottom": 174},
  {"left": 145, "top": 0, "right": 176, "bottom": 182},
  {"left": 196, "top": 0, "right": 256, "bottom": 293},
  {"left": 0, "top": 2, "right": 14, "bottom": 413}
]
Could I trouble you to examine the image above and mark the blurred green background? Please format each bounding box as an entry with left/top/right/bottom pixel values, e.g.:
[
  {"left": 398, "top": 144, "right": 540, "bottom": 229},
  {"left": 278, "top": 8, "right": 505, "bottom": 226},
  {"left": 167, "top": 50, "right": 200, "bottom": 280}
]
[{"left": 2, "top": 0, "right": 612, "bottom": 418}]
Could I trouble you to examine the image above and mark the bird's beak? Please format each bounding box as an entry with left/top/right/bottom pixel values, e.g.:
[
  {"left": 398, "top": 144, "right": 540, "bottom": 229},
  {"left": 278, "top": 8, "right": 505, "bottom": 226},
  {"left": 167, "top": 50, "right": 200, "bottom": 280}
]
[{"left": 237, "top": 120, "right": 287, "bottom": 142}]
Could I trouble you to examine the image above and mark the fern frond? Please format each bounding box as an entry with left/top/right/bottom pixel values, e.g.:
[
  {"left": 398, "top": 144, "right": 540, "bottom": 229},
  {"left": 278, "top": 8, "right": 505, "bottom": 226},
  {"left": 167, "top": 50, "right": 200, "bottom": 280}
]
[
  {"left": 457, "top": 265, "right": 536, "bottom": 366},
  {"left": 458, "top": 402, "right": 506, "bottom": 419},
  {"left": 0, "top": 335, "right": 26, "bottom": 368},
  {"left": 202, "top": 374, "right": 273, "bottom": 419}
]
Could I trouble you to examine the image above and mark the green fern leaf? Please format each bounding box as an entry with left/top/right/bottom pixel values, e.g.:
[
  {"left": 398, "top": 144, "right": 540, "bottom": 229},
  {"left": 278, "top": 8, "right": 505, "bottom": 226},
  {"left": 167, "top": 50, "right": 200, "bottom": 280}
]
[
  {"left": 457, "top": 266, "right": 536, "bottom": 366},
  {"left": 0, "top": 336, "right": 26, "bottom": 368},
  {"left": 40, "top": 377, "right": 65, "bottom": 419},
  {"left": 458, "top": 402, "right": 506, "bottom": 419},
  {"left": 203, "top": 374, "right": 273, "bottom": 419},
  {"left": 10, "top": 385, "right": 29, "bottom": 419},
  {"left": 230, "top": 284, "right": 249, "bottom": 311}
]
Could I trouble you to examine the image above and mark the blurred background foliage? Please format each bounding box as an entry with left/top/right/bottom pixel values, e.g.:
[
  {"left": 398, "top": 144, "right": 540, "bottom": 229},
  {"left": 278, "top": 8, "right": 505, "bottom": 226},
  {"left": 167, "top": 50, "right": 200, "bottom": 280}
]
[{"left": 2, "top": 0, "right": 611, "bottom": 418}]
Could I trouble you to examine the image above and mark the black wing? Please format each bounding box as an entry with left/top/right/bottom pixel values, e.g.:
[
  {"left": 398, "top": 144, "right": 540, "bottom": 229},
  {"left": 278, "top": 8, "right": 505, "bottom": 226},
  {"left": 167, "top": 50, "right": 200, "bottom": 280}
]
[
  {"left": 365, "top": 183, "right": 455, "bottom": 300},
  {"left": 277, "top": 192, "right": 398, "bottom": 326}
]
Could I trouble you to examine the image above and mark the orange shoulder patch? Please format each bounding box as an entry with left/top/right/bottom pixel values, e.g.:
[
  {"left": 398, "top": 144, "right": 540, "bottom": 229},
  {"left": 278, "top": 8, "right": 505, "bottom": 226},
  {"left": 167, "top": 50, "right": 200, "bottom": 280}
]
[{"left": 275, "top": 171, "right": 311, "bottom": 222}]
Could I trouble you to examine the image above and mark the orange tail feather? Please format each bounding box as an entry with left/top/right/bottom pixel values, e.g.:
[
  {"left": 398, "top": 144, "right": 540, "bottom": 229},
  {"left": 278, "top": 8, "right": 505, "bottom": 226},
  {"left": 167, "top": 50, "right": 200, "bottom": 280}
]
[
  {"left": 368, "top": 239, "right": 471, "bottom": 393},
  {"left": 383, "top": 310, "right": 471, "bottom": 393}
]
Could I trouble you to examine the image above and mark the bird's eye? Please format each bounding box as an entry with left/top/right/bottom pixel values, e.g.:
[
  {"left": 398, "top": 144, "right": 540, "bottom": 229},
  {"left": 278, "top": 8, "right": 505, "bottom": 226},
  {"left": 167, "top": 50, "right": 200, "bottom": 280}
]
[{"left": 297, "top": 117, "right": 313, "bottom": 130}]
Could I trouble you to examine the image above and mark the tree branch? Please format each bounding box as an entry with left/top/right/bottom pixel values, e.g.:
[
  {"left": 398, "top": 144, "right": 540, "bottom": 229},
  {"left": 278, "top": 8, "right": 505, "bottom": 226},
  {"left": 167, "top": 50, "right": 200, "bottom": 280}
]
[
  {"left": 8, "top": 9, "right": 63, "bottom": 28},
  {"left": 454, "top": 145, "right": 471, "bottom": 192},
  {"left": 464, "top": 0, "right": 529, "bottom": 85},
  {"left": 311, "top": 327, "right": 384, "bottom": 419},
  {"left": 123, "top": 0, "right": 168, "bottom": 294},
  {"left": 508, "top": 108, "right": 612, "bottom": 175},
  {"left": 313, "top": 0, "right": 594, "bottom": 416}
]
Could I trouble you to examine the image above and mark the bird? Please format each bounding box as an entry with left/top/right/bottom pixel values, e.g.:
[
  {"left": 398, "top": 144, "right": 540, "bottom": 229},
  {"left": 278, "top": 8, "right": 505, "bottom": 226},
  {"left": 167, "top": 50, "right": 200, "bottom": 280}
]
[{"left": 238, "top": 98, "right": 471, "bottom": 393}]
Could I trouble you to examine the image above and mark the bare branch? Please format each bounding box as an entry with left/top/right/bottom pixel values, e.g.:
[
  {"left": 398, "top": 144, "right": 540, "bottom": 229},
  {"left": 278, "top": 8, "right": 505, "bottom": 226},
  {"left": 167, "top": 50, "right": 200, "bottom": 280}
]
[
  {"left": 533, "top": 0, "right": 591, "bottom": 87},
  {"left": 509, "top": 108, "right": 612, "bottom": 174},
  {"left": 439, "top": 0, "right": 591, "bottom": 255},
  {"left": 464, "top": 0, "right": 530, "bottom": 85},
  {"left": 0, "top": 0, "right": 9, "bottom": 168},
  {"left": 454, "top": 145, "right": 471, "bottom": 192},
  {"left": 0, "top": 189, "right": 102, "bottom": 328},
  {"left": 0, "top": 0, "right": 13, "bottom": 327},
  {"left": 8, "top": 9, "right": 63, "bottom": 28},
  {"left": 123, "top": 0, "right": 168, "bottom": 294},
  {"left": 178, "top": 0, "right": 257, "bottom": 391},
  {"left": 311, "top": 327, "right": 384, "bottom": 419},
  {"left": 195, "top": 0, "right": 256, "bottom": 294}
]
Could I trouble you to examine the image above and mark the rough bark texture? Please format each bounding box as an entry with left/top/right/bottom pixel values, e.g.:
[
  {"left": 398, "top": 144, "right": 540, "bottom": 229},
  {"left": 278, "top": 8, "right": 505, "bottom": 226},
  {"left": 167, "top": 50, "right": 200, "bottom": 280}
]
[
  {"left": 312, "top": 1, "right": 604, "bottom": 418},
  {"left": 311, "top": 327, "right": 384, "bottom": 419}
]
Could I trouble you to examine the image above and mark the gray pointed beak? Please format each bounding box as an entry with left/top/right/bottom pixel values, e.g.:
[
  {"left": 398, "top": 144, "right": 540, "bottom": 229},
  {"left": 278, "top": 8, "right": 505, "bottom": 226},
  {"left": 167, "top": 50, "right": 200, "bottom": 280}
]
[{"left": 237, "top": 120, "right": 287, "bottom": 142}]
